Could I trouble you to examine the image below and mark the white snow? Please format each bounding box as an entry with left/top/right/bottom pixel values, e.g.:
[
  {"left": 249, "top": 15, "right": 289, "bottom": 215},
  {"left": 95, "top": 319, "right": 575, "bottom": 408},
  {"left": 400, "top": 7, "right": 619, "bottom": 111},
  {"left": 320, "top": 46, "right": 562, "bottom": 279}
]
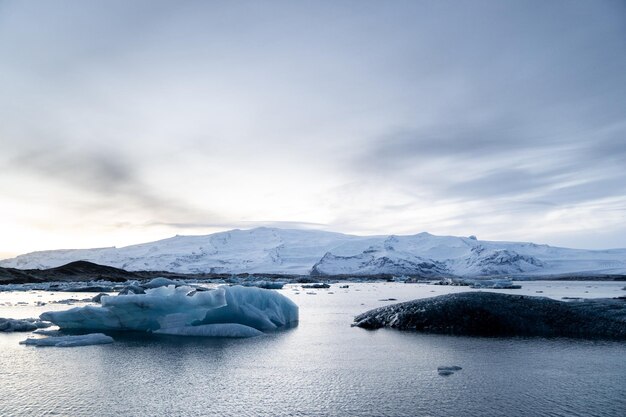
[
  {"left": 1, "top": 227, "right": 625, "bottom": 277},
  {"left": 40, "top": 285, "right": 298, "bottom": 338},
  {"left": 20, "top": 333, "right": 114, "bottom": 347}
]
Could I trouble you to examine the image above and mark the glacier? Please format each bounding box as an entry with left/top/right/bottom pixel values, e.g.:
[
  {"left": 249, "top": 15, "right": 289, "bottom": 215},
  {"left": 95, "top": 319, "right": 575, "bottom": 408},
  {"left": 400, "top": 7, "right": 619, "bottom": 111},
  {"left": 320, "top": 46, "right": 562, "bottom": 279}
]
[
  {"left": 2, "top": 227, "right": 626, "bottom": 278},
  {"left": 40, "top": 285, "right": 299, "bottom": 338}
]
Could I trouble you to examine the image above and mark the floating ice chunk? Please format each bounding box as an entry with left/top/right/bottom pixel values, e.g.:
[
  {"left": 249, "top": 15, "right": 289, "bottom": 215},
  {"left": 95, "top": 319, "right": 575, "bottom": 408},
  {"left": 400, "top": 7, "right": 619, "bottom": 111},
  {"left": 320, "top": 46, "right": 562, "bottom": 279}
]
[
  {"left": 40, "top": 285, "right": 298, "bottom": 337},
  {"left": 143, "top": 277, "right": 181, "bottom": 289},
  {"left": 33, "top": 329, "right": 63, "bottom": 336},
  {"left": 437, "top": 366, "right": 462, "bottom": 376},
  {"left": 20, "top": 333, "right": 114, "bottom": 347},
  {"left": 302, "top": 283, "right": 330, "bottom": 289},
  {"left": 437, "top": 366, "right": 462, "bottom": 371},
  {"left": 242, "top": 281, "right": 285, "bottom": 290},
  {"left": 1, "top": 318, "right": 37, "bottom": 332},
  {"left": 118, "top": 284, "right": 146, "bottom": 295},
  {"left": 469, "top": 279, "right": 521, "bottom": 289},
  {"left": 155, "top": 323, "right": 264, "bottom": 338},
  {"left": 91, "top": 293, "right": 108, "bottom": 303},
  {"left": 1, "top": 318, "right": 52, "bottom": 332},
  {"left": 61, "top": 285, "right": 114, "bottom": 293}
]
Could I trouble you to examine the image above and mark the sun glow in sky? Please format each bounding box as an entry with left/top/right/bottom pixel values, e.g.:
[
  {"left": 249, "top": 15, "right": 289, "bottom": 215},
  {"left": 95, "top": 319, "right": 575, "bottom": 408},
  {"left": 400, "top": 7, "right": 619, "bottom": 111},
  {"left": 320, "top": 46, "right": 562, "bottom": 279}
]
[{"left": 1, "top": 0, "right": 625, "bottom": 257}]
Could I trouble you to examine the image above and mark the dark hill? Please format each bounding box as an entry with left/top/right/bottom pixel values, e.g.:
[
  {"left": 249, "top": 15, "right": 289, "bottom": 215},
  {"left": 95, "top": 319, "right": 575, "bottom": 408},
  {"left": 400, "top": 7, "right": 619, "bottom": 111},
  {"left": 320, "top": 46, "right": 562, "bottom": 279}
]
[
  {"left": 0, "top": 260, "right": 302, "bottom": 284},
  {"left": 0, "top": 260, "right": 139, "bottom": 284}
]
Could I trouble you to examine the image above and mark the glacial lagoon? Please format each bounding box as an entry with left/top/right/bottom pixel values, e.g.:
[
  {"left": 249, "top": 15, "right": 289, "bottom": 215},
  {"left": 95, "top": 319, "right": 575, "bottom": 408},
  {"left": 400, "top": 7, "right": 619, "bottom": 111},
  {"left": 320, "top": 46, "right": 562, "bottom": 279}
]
[{"left": 1, "top": 281, "right": 625, "bottom": 417}]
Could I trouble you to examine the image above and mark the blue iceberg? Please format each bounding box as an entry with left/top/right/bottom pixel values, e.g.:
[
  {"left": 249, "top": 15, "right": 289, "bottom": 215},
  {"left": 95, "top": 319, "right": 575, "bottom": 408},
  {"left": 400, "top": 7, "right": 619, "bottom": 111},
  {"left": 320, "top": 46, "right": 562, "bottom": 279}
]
[{"left": 40, "top": 285, "right": 298, "bottom": 338}]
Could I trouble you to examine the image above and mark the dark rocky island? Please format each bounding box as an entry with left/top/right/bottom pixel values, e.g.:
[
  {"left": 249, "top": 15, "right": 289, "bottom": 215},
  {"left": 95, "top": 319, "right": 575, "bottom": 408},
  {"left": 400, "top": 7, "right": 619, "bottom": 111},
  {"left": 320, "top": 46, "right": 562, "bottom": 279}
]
[{"left": 353, "top": 292, "right": 626, "bottom": 340}]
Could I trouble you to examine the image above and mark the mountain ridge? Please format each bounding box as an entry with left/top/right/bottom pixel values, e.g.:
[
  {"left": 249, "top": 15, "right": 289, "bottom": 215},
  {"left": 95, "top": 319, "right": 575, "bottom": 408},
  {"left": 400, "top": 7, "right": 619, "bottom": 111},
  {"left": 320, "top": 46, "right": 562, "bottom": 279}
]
[{"left": 2, "top": 227, "right": 625, "bottom": 278}]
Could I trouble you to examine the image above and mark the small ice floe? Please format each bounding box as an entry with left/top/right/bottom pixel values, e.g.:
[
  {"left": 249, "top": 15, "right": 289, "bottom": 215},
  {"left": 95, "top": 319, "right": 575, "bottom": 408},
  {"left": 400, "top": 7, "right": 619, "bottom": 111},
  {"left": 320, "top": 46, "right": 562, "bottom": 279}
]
[
  {"left": 20, "top": 333, "right": 114, "bottom": 347},
  {"left": 437, "top": 366, "right": 462, "bottom": 376},
  {"left": 1, "top": 318, "right": 52, "bottom": 332},
  {"left": 242, "top": 280, "right": 285, "bottom": 290},
  {"left": 142, "top": 277, "right": 181, "bottom": 289},
  {"left": 61, "top": 285, "right": 115, "bottom": 293},
  {"left": 302, "top": 283, "right": 330, "bottom": 289},
  {"left": 91, "top": 293, "right": 109, "bottom": 303},
  {"left": 33, "top": 329, "right": 62, "bottom": 336},
  {"left": 51, "top": 298, "right": 93, "bottom": 305},
  {"left": 469, "top": 279, "right": 521, "bottom": 289},
  {"left": 118, "top": 284, "right": 146, "bottom": 295},
  {"left": 434, "top": 278, "right": 470, "bottom": 286}
]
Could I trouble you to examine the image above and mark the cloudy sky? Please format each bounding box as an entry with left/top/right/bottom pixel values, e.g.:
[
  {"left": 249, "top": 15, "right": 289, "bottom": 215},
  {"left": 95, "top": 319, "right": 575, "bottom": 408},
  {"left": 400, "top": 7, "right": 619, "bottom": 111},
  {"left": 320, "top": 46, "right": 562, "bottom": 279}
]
[{"left": 1, "top": 0, "right": 625, "bottom": 257}]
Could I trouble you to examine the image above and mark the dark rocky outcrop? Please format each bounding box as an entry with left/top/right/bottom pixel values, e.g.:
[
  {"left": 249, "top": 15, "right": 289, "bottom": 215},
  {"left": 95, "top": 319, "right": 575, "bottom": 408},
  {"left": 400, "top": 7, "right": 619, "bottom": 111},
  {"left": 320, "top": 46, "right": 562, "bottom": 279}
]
[
  {"left": 0, "top": 261, "right": 139, "bottom": 284},
  {"left": 353, "top": 292, "right": 626, "bottom": 340},
  {"left": 0, "top": 261, "right": 308, "bottom": 285}
]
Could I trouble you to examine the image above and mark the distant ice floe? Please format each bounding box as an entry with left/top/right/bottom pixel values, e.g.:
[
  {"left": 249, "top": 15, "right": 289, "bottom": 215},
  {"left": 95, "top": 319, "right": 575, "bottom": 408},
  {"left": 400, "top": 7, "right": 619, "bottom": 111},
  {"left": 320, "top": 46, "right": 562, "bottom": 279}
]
[
  {"left": 301, "top": 283, "right": 330, "bottom": 289},
  {"left": 469, "top": 279, "right": 522, "bottom": 289},
  {"left": 433, "top": 277, "right": 521, "bottom": 289},
  {"left": 242, "top": 280, "right": 285, "bottom": 290},
  {"left": 0, "top": 318, "right": 52, "bottom": 332},
  {"left": 142, "top": 277, "right": 180, "bottom": 289},
  {"left": 40, "top": 285, "right": 298, "bottom": 338},
  {"left": 20, "top": 333, "right": 114, "bottom": 347},
  {"left": 438, "top": 366, "right": 462, "bottom": 376}
]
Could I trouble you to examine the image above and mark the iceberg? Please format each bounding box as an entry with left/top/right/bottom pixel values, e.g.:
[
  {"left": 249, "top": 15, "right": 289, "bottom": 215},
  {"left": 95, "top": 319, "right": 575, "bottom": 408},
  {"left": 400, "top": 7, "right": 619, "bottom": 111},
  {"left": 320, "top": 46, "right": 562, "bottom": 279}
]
[
  {"left": 40, "top": 285, "right": 298, "bottom": 338},
  {"left": 20, "top": 333, "right": 114, "bottom": 347},
  {"left": 353, "top": 292, "right": 626, "bottom": 339}
]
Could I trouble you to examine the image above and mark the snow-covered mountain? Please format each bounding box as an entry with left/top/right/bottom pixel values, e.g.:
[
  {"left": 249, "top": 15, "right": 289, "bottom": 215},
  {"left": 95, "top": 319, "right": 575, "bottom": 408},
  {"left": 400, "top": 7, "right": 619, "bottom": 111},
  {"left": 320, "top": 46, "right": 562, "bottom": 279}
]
[{"left": 1, "top": 227, "right": 625, "bottom": 278}]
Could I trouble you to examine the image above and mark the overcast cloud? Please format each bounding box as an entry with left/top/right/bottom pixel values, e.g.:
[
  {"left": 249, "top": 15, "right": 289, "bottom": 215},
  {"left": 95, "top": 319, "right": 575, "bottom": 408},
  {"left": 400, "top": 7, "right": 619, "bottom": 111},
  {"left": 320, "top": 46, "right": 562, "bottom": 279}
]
[{"left": 1, "top": 0, "right": 625, "bottom": 256}]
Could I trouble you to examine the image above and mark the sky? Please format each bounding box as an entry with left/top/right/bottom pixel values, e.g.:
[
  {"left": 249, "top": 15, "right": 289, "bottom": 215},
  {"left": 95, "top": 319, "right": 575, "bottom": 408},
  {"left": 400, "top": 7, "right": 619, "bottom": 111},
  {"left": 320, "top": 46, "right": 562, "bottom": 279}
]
[{"left": 1, "top": 0, "right": 625, "bottom": 258}]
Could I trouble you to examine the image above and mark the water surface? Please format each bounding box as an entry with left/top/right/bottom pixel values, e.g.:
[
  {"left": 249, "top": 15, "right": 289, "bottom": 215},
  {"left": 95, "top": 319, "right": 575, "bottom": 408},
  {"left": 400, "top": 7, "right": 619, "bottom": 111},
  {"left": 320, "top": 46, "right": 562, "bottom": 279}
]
[{"left": 1, "top": 281, "right": 625, "bottom": 416}]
